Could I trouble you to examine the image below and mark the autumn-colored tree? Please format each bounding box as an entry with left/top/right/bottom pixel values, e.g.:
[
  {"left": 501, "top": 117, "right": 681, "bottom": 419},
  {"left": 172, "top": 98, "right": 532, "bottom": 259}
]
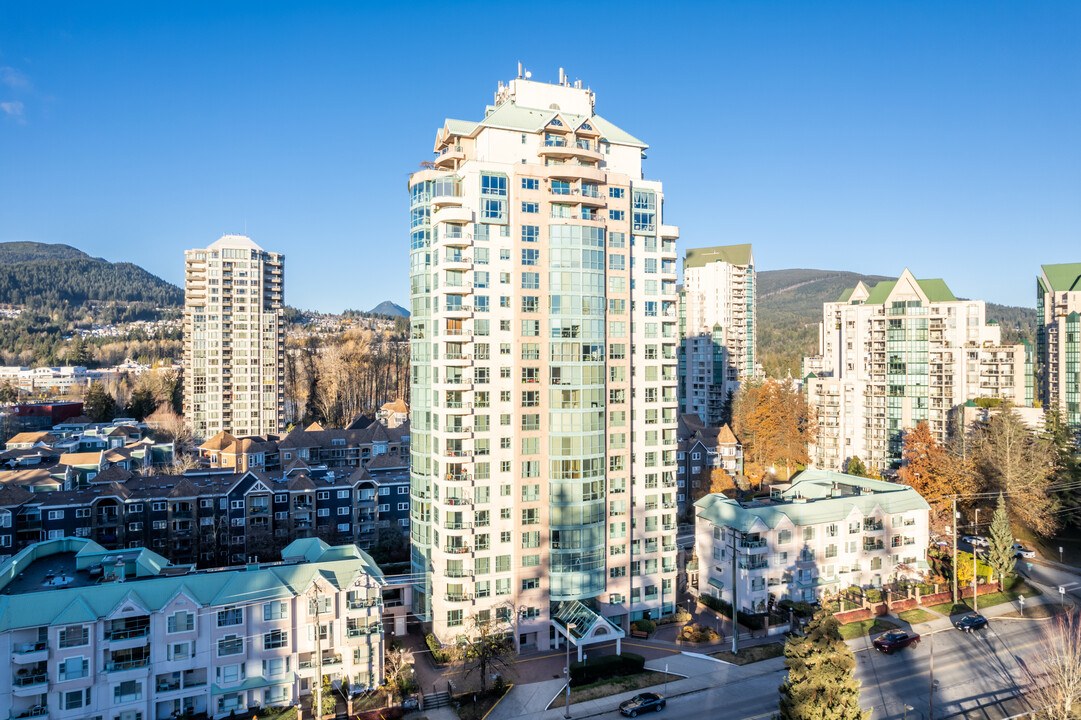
[
  {"left": 692, "top": 466, "right": 737, "bottom": 501},
  {"left": 898, "top": 422, "right": 973, "bottom": 523},
  {"left": 733, "top": 379, "right": 816, "bottom": 481}
]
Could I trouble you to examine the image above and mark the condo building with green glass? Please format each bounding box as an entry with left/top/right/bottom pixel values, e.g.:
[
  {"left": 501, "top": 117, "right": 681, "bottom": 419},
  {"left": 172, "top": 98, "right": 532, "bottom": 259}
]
[
  {"left": 804, "top": 269, "right": 1030, "bottom": 474},
  {"left": 679, "top": 244, "right": 756, "bottom": 426},
  {"left": 408, "top": 70, "right": 680, "bottom": 651},
  {"left": 1037, "top": 263, "right": 1081, "bottom": 432}
]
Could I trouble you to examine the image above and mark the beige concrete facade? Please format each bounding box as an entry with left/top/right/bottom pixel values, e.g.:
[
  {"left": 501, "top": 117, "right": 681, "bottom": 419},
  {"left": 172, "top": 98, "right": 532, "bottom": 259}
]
[
  {"left": 183, "top": 235, "right": 285, "bottom": 441},
  {"left": 804, "top": 269, "right": 1029, "bottom": 474},
  {"left": 409, "top": 74, "right": 680, "bottom": 650}
]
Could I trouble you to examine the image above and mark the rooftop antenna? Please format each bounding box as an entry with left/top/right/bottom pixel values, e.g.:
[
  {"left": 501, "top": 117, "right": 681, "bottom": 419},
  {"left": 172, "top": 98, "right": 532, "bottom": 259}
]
[{"left": 518, "top": 61, "right": 522, "bottom": 78}]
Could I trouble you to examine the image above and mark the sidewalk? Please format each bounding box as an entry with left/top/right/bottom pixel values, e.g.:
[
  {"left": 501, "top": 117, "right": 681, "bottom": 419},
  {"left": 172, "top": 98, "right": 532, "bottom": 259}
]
[{"left": 487, "top": 647, "right": 786, "bottom": 720}]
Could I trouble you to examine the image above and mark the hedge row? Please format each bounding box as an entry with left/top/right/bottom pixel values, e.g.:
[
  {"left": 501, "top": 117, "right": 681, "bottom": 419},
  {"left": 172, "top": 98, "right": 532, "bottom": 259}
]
[
  {"left": 701, "top": 595, "right": 782, "bottom": 630},
  {"left": 426, "top": 633, "right": 451, "bottom": 664},
  {"left": 569, "top": 652, "right": 645, "bottom": 686}
]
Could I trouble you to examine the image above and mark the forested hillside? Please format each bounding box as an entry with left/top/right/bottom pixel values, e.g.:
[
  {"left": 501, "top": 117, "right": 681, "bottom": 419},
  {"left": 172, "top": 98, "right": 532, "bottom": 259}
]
[
  {"left": 0, "top": 242, "right": 182, "bottom": 307},
  {"left": 757, "top": 269, "right": 1037, "bottom": 378}
]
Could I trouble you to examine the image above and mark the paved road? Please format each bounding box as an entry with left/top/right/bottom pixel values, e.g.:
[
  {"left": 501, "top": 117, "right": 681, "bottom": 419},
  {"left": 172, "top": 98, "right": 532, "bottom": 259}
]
[{"left": 582, "top": 617, "right": 1045, "bottom": 720}]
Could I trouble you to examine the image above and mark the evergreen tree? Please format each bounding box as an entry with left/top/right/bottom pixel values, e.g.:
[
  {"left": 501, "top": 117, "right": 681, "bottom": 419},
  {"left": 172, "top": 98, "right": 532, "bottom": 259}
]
[
  {"left": 125, "top": 388, "right": 158, "bottom": 421},
  {"left": 720, "top": 388, "right": 735, "bottom": 427},
  {"left": 987, "top": 493, "right": 1015, "bottom": 583},
  {"left": 844, "top": 456, "right": 868, "bottom": 478},
  {"left": 83, "top": 382, "right": 116, "bottom": 422},
  {"left": 777, "top": 606, "right": 868, "bottom": 720}
]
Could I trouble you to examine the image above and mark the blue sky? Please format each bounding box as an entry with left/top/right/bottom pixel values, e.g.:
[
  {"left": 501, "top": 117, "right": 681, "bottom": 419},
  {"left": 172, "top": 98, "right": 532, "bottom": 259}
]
[{"left": 0, "top": 1, "right": 1078, "bottom": 311}]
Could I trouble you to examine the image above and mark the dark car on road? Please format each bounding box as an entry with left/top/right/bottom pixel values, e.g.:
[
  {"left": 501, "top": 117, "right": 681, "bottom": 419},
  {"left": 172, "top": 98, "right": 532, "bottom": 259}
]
[
  {"left": 954, "top": 613, "right": 988, "bottom": 633},
  {"left": 619, "top": 692, "right": 666, "bottom": 717},
  {"left": 873, "top": 630, "right": 920, "bottom": 654}
]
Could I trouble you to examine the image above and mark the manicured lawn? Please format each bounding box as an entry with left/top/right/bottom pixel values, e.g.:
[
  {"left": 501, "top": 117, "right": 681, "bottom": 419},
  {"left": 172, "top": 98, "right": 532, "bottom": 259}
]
[
  {"left": 710, "top": 642, "right": 785, "bottom": 665},
  {"left": 261, "top": 709, "right": 299, "bottom": 720},
  {"left": 549, "top": 671, "right": 671, "bottom": 709},
  {"left": 898, "top": 608, "right": 937, "bottom": 625},
  {"left": 928, "top": 580, "right": 1042, "bottom": 616},
  {"left": 999, "top": 603, "right": 1066, "bottom": 619},
  {"left": 839, "top": 618, "right": 899, "bottom": 641}
]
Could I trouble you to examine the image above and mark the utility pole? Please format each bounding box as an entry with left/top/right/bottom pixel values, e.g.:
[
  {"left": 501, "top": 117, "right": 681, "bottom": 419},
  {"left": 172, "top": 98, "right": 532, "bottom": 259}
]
[
  {"left": 729, "top": 526, "right": 739, "bottom": 654},
  {"left": 312, "top": 587, "right": 324, "bottom": 720},
  {"left": 929, "top": 631, "right": 935, "bottom": 720},
  {"left": 951, "top": 497, "right": 959, "bottom": 605},
  {"left": 972, "top": 549, "right": 979, "bottom": 613}
]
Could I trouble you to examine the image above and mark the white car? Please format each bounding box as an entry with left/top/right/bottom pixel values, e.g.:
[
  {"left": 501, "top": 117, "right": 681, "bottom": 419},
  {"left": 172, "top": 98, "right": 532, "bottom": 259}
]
[
  {"left": 961, "top": 535, "right": 978, "bottom": 545},
  {"left": 1012, "top": 543, "right": 1036, "bottom": 559},
  {"left": 972, "top": 537, "right": 989, "bottom": 548}
]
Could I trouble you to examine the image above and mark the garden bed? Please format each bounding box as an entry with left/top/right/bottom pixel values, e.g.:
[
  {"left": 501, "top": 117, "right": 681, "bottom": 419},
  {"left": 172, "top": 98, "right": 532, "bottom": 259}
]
[
  {"left": 710, "top": 642, "right": 785, "bottom": 665},
  {"left": 998, "top": 603, "right": 1066, "bottom": 619},
  {"left": 549, "top": 671, "right": 671, "bottom": 709}
]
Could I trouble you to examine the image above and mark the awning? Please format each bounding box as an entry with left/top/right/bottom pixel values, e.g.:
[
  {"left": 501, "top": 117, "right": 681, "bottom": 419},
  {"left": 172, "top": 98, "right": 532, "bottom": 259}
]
[
  {"left": 552, "top": 600, "right": 626, "bottom": 647},
  {"left": 708, "top": 577, "right": 725, "bottom": 591}
]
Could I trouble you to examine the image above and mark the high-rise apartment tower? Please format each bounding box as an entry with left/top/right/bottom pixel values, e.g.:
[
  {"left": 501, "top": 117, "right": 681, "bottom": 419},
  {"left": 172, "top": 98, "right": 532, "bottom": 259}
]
[
  {"left": 408, "top": 72, "right": 680, "bottom": 650},
  {"left": 184, "top": 235, "right": 285, "bottom": 441},
  {"left": 1037, "top": 262, "right": 1081, "bottom": 432},
  {"left": 679, "top": 244, "right": 756, "bottom": 425},
  {"left": 803, "top": 269, "right": 1030, "bottom": 474}
]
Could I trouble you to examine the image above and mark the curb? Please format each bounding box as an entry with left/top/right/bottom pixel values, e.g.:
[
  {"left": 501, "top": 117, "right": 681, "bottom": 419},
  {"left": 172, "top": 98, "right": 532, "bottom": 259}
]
[
  {"left": 480, "top": 684, "right": 514, "bottom": 720},
  {"left": 679, "top": 650, "right": 729, "bottom": 665}
]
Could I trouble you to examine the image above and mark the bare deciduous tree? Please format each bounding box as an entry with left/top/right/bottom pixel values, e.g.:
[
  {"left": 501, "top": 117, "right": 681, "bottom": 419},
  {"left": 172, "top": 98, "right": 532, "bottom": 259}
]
[{"left": 1024, "top": 610, "right": 1081, "bottom": 720}]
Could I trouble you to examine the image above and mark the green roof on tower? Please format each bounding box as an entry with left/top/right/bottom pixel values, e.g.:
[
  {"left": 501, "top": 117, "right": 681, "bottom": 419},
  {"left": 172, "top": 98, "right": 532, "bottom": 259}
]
[
  {"left": 1041, "top": 263, "right": 1081, "bottom": 292},
  {"left": 684, "top": 244, "right": 753, "bottom": 269}
]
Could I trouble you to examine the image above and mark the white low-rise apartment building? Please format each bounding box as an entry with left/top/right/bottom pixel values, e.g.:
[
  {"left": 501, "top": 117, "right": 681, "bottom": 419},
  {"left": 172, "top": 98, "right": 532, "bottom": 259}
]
[
  {"left": 694, "top": 471, "right": 930, "bottom": 612},
  {"left": 0, "top": 536, "right": 384, "bottom": 720}
]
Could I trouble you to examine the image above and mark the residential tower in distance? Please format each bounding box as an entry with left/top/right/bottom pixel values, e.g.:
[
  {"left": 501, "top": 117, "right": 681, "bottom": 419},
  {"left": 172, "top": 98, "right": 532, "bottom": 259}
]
[
  {"left": 183, "top": 235, "right": 285, "bottom": 441},
  {"left": 679, "top": 244, "right": 756, "bottom": 425},
  {"left": 408, "top": 69, "right": 680, "bottom": 652},
  {"left": 1037, "top": 262, "right": 1081, "bottom": 432},
  {"left": 803, "top": 269, "right": 1031, "bottom": 474}
]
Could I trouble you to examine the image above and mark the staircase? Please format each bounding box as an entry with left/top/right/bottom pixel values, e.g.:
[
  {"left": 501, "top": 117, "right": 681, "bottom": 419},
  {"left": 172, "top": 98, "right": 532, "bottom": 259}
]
[{"left": 424, "top": 691, "right": 451, "bottom": 709}]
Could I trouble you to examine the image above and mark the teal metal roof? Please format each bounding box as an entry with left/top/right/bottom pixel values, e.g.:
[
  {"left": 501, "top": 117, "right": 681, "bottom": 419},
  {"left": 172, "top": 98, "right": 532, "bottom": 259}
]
[
  {"left": 694, "top": 469, "right": 930, "bottom": 532},
  {"left": 441, "top": 102, "right": 647, "bottom": 149},
  {"left": 707, "top": 577, "right": 724, "bottom": 591},
  {"left": 0, "top": 537, "right": 384, "bottom": 633}
]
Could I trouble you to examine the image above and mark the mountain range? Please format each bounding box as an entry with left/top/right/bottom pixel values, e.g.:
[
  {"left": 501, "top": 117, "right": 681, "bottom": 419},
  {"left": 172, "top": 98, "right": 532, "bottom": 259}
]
[{"left": 0, "top": 241, "right": 183, "bottom": 308}]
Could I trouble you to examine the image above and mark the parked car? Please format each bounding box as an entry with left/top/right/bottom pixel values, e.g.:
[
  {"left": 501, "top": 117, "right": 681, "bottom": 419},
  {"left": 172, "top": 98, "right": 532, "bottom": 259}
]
[
  {"left": 619, "top": 692, "right": 666, "bottom": 717},
  {"left": 954, "top": 613, "right": 988, "bottom": 633},
  {"left": 973, "top": 536, "right": 989, "bottom": 547},
  {"left": 400, "top": 695, "right": 420, "bottom": 711},
  {"left": 873, "top": 630, "right": 921, "bottom": 654},
  {"left": 1012, "top": 544, "right": 1036, "bottom": 559},
  {"left": 961, "top": 535, "right": 979, "bottom": 546}
]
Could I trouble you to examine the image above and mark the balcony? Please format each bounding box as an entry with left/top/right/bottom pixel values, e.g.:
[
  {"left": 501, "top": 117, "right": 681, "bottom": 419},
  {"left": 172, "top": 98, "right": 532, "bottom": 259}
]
[
  {"left": 12, "top": 671, "right": 47, "bottom": 695},
  {"left": 347, "top": 597, "right": 381, "bottom": 610},
  {"left": 11, "top": 707, "right": 48, "bottom": 719},
  {"left": 12, "top": 642, "right": 47, "bottom": 664},
  {"left": 443, "top": 545, "right": 471, "bottom": 554},
  {"left": 444, "top": 592, "right": 474, "bottom": 602},
  {"left": 543, "top": 162, "right": 606, "bottom": 183},
  {"left": 434, "top": 145, "right": 464, "bottom": 169},
  {"left": 106, "top": 657, "right": 150, "bottom": 672}
]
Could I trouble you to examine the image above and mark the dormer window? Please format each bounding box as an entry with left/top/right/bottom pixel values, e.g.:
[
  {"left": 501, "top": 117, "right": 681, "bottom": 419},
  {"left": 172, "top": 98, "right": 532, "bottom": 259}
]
[{"left": 550, "top": 118, "right": 563, "bottom": 127}]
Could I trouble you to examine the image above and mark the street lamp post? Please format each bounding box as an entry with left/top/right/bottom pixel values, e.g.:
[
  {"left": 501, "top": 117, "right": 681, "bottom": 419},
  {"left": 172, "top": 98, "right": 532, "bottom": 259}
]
[
  {"left": 904, "top": 704, "right": 914, "bottom": 720},
  {"left": 563, "top": 622, "right": 577, "bottom": 719},
  {"left": 664, "top": 663, "right": 669, "bottom": 696},
  {"left": 1019, "top": 595, "right": 1025, "bottom": 617},
  {"left": 972, "top": 549, "right": 978, "bottom": 613}
]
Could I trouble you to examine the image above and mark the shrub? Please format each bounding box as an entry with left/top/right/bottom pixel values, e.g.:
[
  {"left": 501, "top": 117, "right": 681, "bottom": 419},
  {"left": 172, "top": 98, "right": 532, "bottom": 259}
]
[
  {"left": 569, "top": 652, "right": 645, "bottom": 686},
  {"left": 777, "top": 599, "right": 816, "bottom": 619},
  {"left": 679, "top": 623, "right": 719, "bottom": 643},
  {"left": 700, "top": 594, "right": 770, "bottom": 629},
  {"left": 632, "top": 619, "right": 656, "bottom": 634},
  {"left": 426, "top": 633, "right": 451, "bottom": 664},
  {"left": 865, "top": 588, "right": 883, "bottom": 604}
]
